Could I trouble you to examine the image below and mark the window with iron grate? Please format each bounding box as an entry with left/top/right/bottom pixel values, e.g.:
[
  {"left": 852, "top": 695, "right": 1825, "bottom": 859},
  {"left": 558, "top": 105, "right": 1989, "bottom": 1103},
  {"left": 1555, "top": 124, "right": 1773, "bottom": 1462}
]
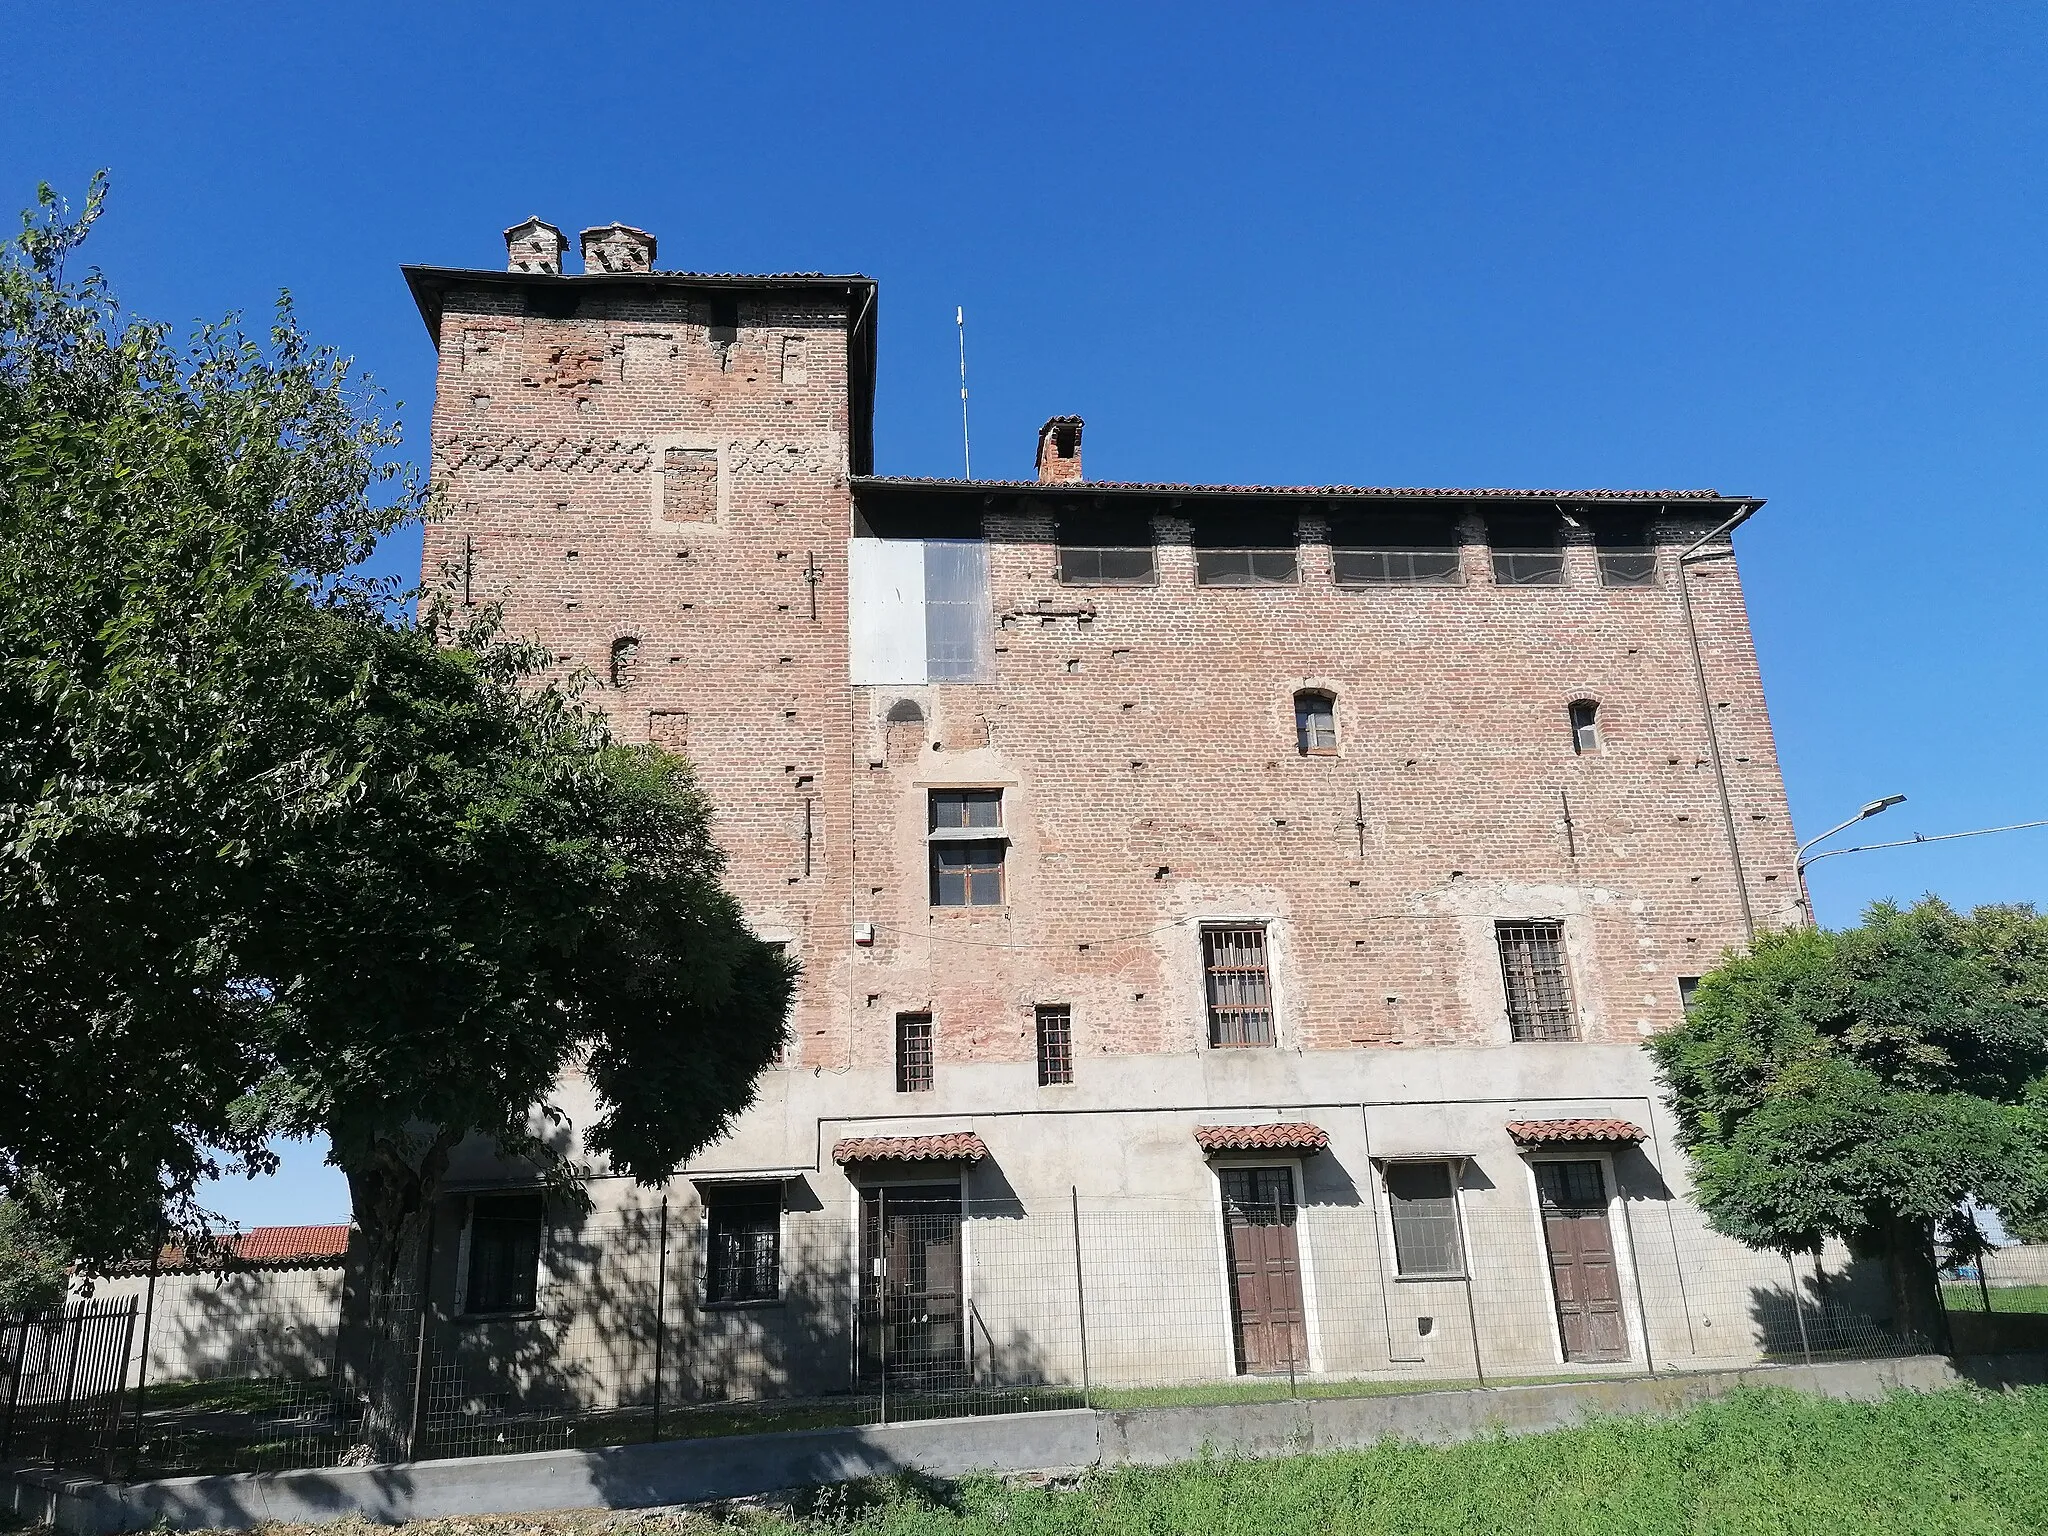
[
  {"left": 704, "top": 1184, "right": 781, "bottom": 1305},
  {"left": 896, "top": 1013, "right": 934, "bottom": 1092},
  {"left": 464, "top": 1193, "right": 545, "bottom": 1315},
  {"left": 1203, "top": 925, "right": 1276, "bottom": 1047},
  {"left": 1384, "top": 1162, "right": 1465, "bottom": 1277},
  {"left": 1496, "top": 919, "right": 1576, "bottom": 1040},
  {"left": 1035, "top": 1004, "right": 1074, "bottom": 1085}
]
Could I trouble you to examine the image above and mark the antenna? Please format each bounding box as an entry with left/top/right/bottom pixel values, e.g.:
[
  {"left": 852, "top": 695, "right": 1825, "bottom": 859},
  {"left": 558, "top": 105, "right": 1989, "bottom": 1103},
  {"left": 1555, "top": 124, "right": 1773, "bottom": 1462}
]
[{"left": 956, "top": 306, "right": 972, "bottom": 480}]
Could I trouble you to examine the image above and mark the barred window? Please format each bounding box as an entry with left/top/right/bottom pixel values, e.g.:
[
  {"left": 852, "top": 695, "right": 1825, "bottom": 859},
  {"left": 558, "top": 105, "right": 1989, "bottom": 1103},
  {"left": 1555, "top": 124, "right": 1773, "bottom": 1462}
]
[
  {"left": 1384, "top": 1162, "right": 1464, "bottom": 1278},
  {"left": 1203, "top": 925, "right": 1275, "bottom": 1047},
  {"left": 705, "top": 1184, "right": 781, "bottom": 1305},
  {"left": 464, "top": 1193, "right": 544, "bottom": 1315},
  {"left": 1036, "top": 1004, "right": 1074, "bottom": 1086},
  {"left": 1294, "top": 691, "right": 1338, "bottom": 755},
  {"left": 1496, "top": 919, "right": 1576, "bottom": 1041},
  {"left": 896, "top": 1013, "right": 934, "bottom": 1092}
]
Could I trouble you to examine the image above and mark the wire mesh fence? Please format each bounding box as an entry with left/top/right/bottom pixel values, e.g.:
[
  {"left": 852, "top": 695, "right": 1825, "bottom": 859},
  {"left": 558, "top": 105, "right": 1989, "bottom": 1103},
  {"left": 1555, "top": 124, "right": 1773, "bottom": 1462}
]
[{"left": 5, "top": 1195, "right": 2018, "bottom": 1482}]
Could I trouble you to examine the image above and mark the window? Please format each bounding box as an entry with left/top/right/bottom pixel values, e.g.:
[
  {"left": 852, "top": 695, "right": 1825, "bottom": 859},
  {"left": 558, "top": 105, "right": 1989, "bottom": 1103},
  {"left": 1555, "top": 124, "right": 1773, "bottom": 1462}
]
[
  {"left": 1496, "top": 919, "right": 1576, "bottom": 1041},
  {"left": 609, "top": 635, "right": 641, "bottom": 689},
  {"left": 929, "top": 790, "right": 1006, "bottom": 906},
  {"left": 1294, "top": 691, "right": 1337, "bottom": 755},
  {"left": 1488, "top": 513, "right": 1565, "bottom": 586},
  {"left": 704, "top": 1184, "right": 781, "bottom": 1305},
  {"left": 1330, "top": 514, "right": 1463, "bottom": 586},
  {"left": 1385, "top": 1162, "right": 1464, "bottom": 1278},
  {"left": 464, "top": 1193, "right": 544, "bottom": 1315},
  {"left": 1036, "top": 1004, "right": 1074, "bottom": 1085},
  {"left": 1594, "top": 519, "right": 1658, "bottom": 587},
  {"left": 1059, "top": 516, "right": 1156, "bottom": 585},
  {"left": 1203, "top": 925, "right": 1276, "bottom": 1047},
  {"left": 1569, "top": 700, "right": 1600, "bottom": 754},
  {"left": 1194, "top": 514, "right": 1299, "bottom": 586},
  {"left": 896, "top": 1013, "right": 934, "bottom": 1092},
  {"left": 1678, "top": 976, "right": 1701, "bottom": 1014}
]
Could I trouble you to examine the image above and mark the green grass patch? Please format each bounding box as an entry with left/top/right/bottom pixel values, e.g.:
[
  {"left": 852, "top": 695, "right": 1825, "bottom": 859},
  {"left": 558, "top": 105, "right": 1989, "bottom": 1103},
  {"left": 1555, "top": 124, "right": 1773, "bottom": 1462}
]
[
  {"left": 1943, "top": 1283, "right": 2048, "bottom": 1314},
  {"left": 742, "top": 1386, "right": 2048, "bottom": 1536}
]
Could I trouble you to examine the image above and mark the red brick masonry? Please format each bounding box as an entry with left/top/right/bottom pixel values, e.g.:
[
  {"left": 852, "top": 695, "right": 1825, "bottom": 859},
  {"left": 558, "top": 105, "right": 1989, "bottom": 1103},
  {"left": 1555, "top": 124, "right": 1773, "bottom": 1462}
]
[
  {"left": 1504, "top": 1119, "right": 1646, "bottom": 1145},
  {"left": 1193, "top": 1123, "right": 1332, "bottom": 1152},
  {"left": 832, "top": 1133, "right": 991, "bottom": 1164}
]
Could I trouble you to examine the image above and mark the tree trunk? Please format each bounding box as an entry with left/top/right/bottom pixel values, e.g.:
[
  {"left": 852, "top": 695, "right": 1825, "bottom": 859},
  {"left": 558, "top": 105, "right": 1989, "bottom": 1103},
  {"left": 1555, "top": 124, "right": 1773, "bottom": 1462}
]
[
  {"left": 1878, "top": 1213, "right": 1950, "bottom": 1353},
  {"left": 333, "top": 1131, "right": 461, "bottom": 1463}
]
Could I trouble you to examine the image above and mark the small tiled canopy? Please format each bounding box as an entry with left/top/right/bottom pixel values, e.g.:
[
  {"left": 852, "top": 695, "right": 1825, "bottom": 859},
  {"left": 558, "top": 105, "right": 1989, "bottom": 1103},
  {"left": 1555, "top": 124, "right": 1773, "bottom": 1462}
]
[
  {"left": 1194, "top": 1122, "right": 1331, "bottom": 1153},
  {"left": 1506, "top": 1118, "right": 1645, "bottom": 1146},
  {"left": 832, "top": 1133, "right": 989, "bottom": 1164}
]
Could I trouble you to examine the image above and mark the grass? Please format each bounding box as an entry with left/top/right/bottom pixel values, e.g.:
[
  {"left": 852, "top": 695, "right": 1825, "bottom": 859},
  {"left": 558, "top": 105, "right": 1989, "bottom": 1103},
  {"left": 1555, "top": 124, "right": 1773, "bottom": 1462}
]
[
  {"left": 736, "top": 1386, "right": 2048, "bottom": 1536},
  {"left": 1943, "top": 1283, "right": 2048, "bottom": 1314}
]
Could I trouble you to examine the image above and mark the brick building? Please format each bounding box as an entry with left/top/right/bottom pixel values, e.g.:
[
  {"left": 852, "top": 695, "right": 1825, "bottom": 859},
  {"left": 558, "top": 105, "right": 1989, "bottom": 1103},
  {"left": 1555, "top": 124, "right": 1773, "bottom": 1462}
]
[{"left": 400, "top": 218, "right": 1818, "bottom": 1400}]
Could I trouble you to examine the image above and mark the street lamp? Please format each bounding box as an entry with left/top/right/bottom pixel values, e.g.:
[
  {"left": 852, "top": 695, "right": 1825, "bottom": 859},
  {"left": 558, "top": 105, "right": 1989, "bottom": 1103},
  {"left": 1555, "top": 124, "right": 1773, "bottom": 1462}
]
[{"left": 1795, "top": 795, "right": 1905, "bottom": 923}]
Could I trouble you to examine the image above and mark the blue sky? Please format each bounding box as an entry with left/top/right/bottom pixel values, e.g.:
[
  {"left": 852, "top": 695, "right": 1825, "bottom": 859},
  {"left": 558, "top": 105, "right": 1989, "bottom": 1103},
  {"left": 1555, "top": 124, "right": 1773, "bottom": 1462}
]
[{"left": 7, "top": 2, "right": 2044, "bottom": 1225}]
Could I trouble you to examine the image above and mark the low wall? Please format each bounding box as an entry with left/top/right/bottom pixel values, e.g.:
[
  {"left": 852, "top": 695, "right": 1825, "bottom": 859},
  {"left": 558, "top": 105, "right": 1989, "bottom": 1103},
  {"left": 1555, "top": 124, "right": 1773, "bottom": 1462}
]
[{"left": 11, "top": 1353, "right": 2047, "bottom": 1534}]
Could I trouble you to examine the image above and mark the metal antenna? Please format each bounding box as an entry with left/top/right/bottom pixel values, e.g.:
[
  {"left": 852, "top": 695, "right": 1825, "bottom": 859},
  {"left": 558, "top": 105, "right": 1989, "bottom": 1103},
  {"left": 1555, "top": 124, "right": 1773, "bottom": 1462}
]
[{"left": 957, "top": 306, "right": 972, "bottom": 480}]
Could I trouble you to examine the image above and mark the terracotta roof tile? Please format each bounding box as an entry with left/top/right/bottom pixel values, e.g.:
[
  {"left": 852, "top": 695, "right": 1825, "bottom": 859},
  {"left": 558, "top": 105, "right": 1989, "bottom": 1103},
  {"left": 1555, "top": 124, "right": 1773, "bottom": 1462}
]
[
  {"left": 1506, "top": 1118, "right": 1646, "bottom": 1146},
  {"left": 1194, "top": 1122, "right": 1331, "bottom": 1153},
  {"left": 230, "top": 1225, "right": 352, "bottom": 1263},
  {"left": 855, "top": 476, "right": 1734, "bottom": 503},
  {"left": 832, "top": 1133, "right": 989, "bottom": 1164}
]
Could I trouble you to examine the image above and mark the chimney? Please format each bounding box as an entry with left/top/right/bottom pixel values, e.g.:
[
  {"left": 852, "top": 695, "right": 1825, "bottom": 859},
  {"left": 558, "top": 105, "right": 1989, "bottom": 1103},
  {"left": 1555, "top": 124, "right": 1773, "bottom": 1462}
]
[
  {"left": 1036, "top": 416, "right": 1084, "bottom": 484},
  {"left": 580, "top": 223, "right": 657, "bottom": 274},
  {"left": 504, "top": 216, "right": 567, "bottom": 274}
]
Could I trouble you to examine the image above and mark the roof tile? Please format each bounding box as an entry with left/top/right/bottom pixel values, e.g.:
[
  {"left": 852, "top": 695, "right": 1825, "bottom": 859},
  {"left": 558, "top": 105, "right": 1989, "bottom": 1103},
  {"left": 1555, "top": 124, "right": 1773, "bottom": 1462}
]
[
  {"left": 1506, "top": 1118, "right": 1646, "bottom": 1145},
  {"left": 832, "top": 1133, "right": 989, "bottom": 1164},
  {"left": 1194, "top": 1122, "right": 1331, "bottom": 1153}
]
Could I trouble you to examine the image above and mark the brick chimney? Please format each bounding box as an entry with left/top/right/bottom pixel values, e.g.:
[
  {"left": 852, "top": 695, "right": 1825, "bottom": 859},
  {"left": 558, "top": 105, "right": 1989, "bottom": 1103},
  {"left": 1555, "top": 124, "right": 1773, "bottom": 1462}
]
[
  {"left": 1036, "top": 416, "right": 1084, "bottom": 484},
  {"left": 580, "top": 223, "right": 657, "bottom": 274},
  {"left": 504, "top": 216, "right": 567, "bottom": 274}
]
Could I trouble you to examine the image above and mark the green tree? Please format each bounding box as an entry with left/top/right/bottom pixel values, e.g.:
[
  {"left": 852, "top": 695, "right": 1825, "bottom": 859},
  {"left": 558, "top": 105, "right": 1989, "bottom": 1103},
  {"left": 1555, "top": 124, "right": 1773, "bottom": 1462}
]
[
  {"left": 1, "top": 181, "right": 793, "bottom": 1452},
  {"left": 1650, "top": 899, "right": 2048, "bottom": 1346},
  {"left": 0, "top": 1185, "right": 71, "bottom": 1315}
]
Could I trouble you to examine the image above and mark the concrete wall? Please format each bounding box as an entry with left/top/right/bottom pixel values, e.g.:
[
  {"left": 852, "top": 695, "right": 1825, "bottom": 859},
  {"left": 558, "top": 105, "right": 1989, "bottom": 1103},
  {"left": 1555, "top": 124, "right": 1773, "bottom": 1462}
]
[{"left": 81, "top": 1269, "right": 342, "bottom": 1387}]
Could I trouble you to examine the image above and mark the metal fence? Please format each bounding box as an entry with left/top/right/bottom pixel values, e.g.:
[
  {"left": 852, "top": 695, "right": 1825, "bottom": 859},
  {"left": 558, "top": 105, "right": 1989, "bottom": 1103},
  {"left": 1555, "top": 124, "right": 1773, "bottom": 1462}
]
[{"left": 6, "top": 1201, "right": 2035, "bottom": 1483}]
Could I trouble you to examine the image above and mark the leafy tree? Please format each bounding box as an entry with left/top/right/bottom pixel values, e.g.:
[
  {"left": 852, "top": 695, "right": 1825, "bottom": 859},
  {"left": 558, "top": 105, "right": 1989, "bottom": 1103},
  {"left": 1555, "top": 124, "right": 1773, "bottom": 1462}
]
[
  {"left": 0, "top": 1184, "right": 71, "bottom": 1315},
  {"left": 1, "top": 181, "right": 793, "bottom": 1453},
  {"left": 1650, "top": 899, "right": 2048, "bottom": 1346}
]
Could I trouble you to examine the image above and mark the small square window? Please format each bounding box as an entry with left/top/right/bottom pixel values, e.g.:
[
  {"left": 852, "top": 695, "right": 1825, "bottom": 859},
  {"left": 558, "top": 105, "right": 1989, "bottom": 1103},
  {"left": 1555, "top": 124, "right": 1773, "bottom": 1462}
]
[
  {"left": 896, "top": 1013, "right": 934, "bottom": 1093},
  {"left": 931, "top": 842, "right": 1004, "bottom": 906},
  {"left": 1488, "top": 514, "right": 1565, "bottom": 586},
  {"left": 465, "top": 1193, "right": 544, "bottom": 1315},
  {"left": 1036, "top": 1004, "right": 1074, "bottom": 1085},
  {"left": 1594, "top": 520, "right": 1659, "bottom": 587},
  {"left": 705, "top": 1184, "right": 782, "bottom": 1305},
  {"left": 1385, "top": 1162, "right": 1464, "bottom": 1278}
]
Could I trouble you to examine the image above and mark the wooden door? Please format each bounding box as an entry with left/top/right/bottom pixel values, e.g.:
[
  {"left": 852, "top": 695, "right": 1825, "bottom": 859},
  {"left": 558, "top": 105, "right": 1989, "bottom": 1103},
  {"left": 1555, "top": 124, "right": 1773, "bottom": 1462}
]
[
  {"left": 1219, "top": 1167, "right": 1309, "bottom": 1375},
  {"left": 858, "top": 1185, "right": 965, "bottom": 1387},
  {"left": 1535, "top": 1160, "right": 1628, "bottom": 1362}
]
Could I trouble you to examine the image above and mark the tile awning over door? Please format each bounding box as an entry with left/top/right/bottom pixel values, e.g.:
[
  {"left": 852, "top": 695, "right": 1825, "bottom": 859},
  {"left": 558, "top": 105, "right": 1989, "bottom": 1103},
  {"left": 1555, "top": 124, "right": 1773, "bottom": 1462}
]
[
  {"left": 1506, "top": 1118, "right": 1645, "bottom": 1146},
  {"left": 832, "top": 1132, "right": 989, "bottom": 1164},
  {"left": 1194, "top": 1123, "right": 1330, "bottom": 1153}
]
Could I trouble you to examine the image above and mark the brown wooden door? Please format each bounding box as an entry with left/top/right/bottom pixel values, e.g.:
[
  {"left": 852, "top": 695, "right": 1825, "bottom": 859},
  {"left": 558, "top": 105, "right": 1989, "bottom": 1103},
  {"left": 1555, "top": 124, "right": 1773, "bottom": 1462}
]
[
  {"left": 1219, "top": 1167, "right": 1309, "bottom": 1375},
  {"left": 1535, "top": 1160, "right": 1629, "bottom": 1362},
  {"left": 858, "top": 1185, "right": 965, "bottom": 1387}
]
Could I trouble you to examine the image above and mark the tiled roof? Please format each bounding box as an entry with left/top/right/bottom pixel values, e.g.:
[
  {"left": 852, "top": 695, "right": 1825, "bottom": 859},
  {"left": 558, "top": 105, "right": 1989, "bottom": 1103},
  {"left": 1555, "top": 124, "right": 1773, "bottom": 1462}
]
[
  {"left": 1194, "top": 1122, "right": 1331, "bottom": 1153},
  {"left": 1506, "top": 1118, "right": 1646, "bottom": 1146},
  {"left": 230, "top": 1225, "right": 352, "bottom": 1263},
  {"left": 854, "top": 477, "right": 1733, "bottom": 502},
  {"left": 112, "top": 1223, "right": 353, "bottom": 1275},
  {"left": 832, "top": 1133, "right": 989, "bottom": 1164}
]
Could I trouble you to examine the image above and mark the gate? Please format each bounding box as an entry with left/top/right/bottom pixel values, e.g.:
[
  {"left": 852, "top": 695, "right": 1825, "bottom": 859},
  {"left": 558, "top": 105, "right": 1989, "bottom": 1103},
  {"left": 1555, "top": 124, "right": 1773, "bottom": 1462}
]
[{"left": 0, "top": 1297, "right": 140, "bottom": 1472}]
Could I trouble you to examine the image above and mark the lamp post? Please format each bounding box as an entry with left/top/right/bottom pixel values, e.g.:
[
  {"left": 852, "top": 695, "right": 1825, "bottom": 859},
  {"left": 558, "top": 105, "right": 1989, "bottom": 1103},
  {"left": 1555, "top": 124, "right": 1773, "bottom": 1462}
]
[{"left": 1794, "top": 795, "right": 1906, "bottom": 924}]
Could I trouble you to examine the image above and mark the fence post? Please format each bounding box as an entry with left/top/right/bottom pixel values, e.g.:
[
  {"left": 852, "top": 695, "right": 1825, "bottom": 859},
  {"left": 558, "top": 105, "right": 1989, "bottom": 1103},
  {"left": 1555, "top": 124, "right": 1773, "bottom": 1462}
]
[
  {"left": 403, "top": 1206, "right": 437, "bottom": 1461},
  {"left": 51, "top": 1304, "right": 84, "bottom": 1472},
  {"left": 124, "top": 1219, "right": 164, "bottom": 1478},
  {"left": 652, "top": 1194, "right": 668, "bottom": 1443},
  {"left": 1786, "top": 1252, "right": 1814, "bottom": 1366},
  {"left": 1069, "top": 1187, "right": 1092, "bottom": 1409},
  {"left": 1616, "top": 1194, "right": 1656, "bottom": 1373},
  {"left": 1448, "top": 1168, "right": 1484, "bottom": 1388},
  {"left": 2, "top": 1315, "right": 26, "bottom": 1461}
]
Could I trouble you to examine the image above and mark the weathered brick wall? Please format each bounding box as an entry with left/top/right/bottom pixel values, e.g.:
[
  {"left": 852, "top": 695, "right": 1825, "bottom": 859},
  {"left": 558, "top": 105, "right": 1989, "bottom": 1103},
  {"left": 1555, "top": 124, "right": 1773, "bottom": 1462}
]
[
  {"left": 421, "top": 259, "right": 1796, "bottom": 1093},
  {"left": 420, "top": 281, "right": 858, "bottom": 1069}
]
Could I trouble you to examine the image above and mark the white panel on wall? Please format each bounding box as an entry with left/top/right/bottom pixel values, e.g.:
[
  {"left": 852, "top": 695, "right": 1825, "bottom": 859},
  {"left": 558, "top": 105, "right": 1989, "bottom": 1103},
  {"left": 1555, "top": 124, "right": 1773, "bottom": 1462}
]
[{"left": 848, "top": 538, "right": 928, "bottom": 685}]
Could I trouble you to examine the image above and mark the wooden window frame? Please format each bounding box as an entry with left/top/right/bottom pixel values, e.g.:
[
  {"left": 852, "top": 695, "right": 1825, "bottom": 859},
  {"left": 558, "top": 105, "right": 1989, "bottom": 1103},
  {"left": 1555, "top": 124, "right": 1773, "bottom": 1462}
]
[
  {"left": 1496, "top": 919, "right": 1577, "bottom": 1041},
  {"left": 1294, "top": 691, "right": 1338, "bottom": 756},
  {"left": 1202, "top": 924, "right": 1277, "bottom": 1048},
  {"left": 928, "top": 790, "right": 1006, "bottom": 907}
]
